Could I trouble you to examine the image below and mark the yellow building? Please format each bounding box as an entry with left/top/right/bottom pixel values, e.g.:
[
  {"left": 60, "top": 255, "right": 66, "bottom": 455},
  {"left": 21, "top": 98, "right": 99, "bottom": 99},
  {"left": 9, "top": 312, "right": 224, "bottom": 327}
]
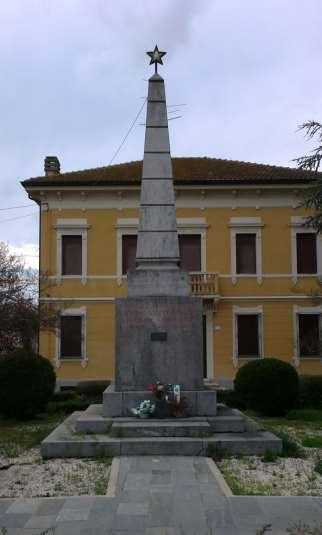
[{"left": 22, "top": 156, "right": 321, "bottom": 388}]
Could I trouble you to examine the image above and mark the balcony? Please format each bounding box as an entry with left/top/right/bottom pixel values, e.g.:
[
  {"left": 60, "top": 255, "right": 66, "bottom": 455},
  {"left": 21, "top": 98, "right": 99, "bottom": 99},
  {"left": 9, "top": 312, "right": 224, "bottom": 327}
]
[{"left": 189, "top": 272, "right": 220, "bottom": 298}]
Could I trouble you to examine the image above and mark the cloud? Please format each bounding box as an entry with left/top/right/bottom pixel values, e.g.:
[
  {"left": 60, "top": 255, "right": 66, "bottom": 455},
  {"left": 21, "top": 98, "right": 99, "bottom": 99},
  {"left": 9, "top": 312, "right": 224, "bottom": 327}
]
[{"left": 0, "top": 0, "right": 321, "bottom": 252}]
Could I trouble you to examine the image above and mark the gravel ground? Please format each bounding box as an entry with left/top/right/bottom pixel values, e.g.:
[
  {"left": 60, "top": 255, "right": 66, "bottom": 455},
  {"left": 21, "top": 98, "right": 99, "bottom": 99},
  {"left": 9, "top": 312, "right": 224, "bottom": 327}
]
[
  {"left": 218, "top": 448, "right": 322, "bottom": 496},
  {"left": 0, "top": 449, "right": 111, "bottom": 498}
]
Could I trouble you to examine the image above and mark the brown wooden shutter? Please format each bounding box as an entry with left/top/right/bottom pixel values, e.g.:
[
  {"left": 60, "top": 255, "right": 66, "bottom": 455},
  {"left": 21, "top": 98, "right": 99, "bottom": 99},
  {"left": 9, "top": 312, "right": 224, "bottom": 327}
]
[
  {"left": 236, "top": 234, "right": 256, "bottom": 274},
  {"left": 62, "top": 235, "right": 82, "bottom": 275},
  {"left": 60, "top": 316, "right": 82, "bottom": 359},
  {"left": 296, "top": 233, "right": 317, "bottom": 274},
  {"left": 237, "top": 314, "right": 259, "bottom": 358},
  {"left": 179, "top": 235, "right": 201, "bottom": 271},
  {"left": 122, "top": 235, "right": 137, "bottom": 275},
  {"left": 299, "top": 314, "right": 320, "bottom": 357}
]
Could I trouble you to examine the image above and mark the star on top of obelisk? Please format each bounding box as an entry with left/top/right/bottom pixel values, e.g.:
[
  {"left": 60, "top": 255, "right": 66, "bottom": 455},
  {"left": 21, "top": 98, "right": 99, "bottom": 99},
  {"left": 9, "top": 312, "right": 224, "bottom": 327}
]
[{"left": 146, "top": 45, "right": 166, "bottom": 74}]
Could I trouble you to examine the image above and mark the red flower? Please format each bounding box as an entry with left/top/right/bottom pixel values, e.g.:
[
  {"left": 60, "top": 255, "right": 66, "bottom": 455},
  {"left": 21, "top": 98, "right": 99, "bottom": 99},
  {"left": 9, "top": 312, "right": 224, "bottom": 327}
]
[{"left": 148, "top": 383, "right": 157, "bottom": 392}]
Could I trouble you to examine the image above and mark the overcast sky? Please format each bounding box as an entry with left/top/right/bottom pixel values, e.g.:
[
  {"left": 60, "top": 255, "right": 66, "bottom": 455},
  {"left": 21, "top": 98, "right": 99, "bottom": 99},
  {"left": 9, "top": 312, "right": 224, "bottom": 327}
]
[{"left": 0, "top": 0, "right": 321, "bottom": 268}]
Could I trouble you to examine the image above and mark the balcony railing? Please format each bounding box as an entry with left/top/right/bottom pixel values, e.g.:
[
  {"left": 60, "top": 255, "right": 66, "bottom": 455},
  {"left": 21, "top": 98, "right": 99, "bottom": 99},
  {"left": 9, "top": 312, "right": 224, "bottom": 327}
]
[{"left": 189, "top": 272, "right": 219, "bottom": 297}]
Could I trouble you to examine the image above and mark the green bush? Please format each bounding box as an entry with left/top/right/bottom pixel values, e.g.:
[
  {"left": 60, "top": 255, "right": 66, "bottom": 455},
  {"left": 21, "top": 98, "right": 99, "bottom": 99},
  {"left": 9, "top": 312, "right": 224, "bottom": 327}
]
[
  {"left": 75, "top": 380, "right": 110, "bottom": 399},
  {"left": 234, "top": 358, "right": 299, "bottom": 416},
  {"left": 47, "top": 397, "right": 90, "bottom": 414},
  {"left": 216, "top": 389, "right": 247, "bottom": 409},
  {"left": 51, "top": 390, "right": 76, "bottom": 402},
  {"left": 299, "top": 375, "right": 322, "bottom": 408},
  {"left": 0, "top": 350, "right": 56, "bottom": 419},
  {"left": 261, "top": 449, "right": 277, "bottom": 463}
]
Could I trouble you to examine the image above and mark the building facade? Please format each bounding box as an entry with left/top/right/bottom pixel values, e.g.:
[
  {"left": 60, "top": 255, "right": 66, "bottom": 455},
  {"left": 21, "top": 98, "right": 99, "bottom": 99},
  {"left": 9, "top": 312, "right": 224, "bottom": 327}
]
[{"left": 22, "top": 157, "right": 322, "bottom": 388}]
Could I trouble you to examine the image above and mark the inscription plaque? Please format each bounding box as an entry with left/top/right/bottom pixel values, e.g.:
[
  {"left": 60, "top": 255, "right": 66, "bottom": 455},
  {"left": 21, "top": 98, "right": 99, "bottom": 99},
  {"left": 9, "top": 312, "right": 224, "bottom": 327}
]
[{"left": 151, "top": 332, "right": 167, "bottom": 341}]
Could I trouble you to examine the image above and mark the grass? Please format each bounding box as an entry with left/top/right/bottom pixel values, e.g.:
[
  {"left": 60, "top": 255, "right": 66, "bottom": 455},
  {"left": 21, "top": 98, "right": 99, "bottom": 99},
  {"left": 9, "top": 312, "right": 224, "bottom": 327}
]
[
  {"left": 302, "top": 436, "right": 322, "bottom": 448},
  {"left": 0, "top": 413, "right": 65, "bottom": 457}
]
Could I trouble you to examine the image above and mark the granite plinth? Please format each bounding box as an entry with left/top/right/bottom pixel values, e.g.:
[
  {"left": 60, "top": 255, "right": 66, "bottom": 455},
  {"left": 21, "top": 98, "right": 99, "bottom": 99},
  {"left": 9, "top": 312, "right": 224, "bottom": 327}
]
[
  {"left": 103, "top": 384, "right": 217, "bottom": 417},
  {"left": 115, "top": 296, "right": 203, "bottom": 390},
  {"left": 127, "top": 269, "right": 190, "bottom": 296}
]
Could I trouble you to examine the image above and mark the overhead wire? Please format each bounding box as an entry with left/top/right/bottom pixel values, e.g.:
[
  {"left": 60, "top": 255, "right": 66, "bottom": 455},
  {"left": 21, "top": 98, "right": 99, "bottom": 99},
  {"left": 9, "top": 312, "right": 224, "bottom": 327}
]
[
  {"left": 108, "top": 98, "right": 147, "bottom": 166},
  {"left": 0, "top": 212, "right": 38, "bottom": 224},
  {"left": 0, "top": 203, "right": 34, "bottom": 211}
]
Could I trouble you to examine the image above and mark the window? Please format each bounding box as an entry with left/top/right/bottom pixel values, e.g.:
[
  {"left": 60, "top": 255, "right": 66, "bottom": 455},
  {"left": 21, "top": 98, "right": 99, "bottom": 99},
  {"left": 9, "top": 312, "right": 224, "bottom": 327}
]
[
  {"left": 62, "top": 235, "right": 82, "bottom": 275},
  {"left": 237, "top": 314, "right": 260, "bottom": 358},
  {"left": 236, "top": 234, "right": 256, "bottom": 274},
  {"left": 179, "top": 235, "right": 201, "bottom": 271},
  {"left": 298, "top": 314, "right": 320, "bottom": 358},
  {"left": 121, "top": 233, "right": 202, "bottom": 274},
  {"left": 296, "top": 233, "right": 317, "bottom": 274},
  {"left": 233, "top": 305, "right": 263, "bottom": 366},
  {"left": 54, "top": 219, "right": 89, "bottom": 284},
  {"left": 229, "top": 218, "right": 263, "bottom": 284},
  {"left": 60, "top": 315, "right": 82, "bottom": 359},
  {"left": 122, "top": 235, "right": 137, "bottom": 275}
]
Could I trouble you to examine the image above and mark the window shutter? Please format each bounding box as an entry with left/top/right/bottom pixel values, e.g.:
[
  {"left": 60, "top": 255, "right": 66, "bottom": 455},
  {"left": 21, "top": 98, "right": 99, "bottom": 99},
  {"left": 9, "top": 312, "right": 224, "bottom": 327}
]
[
  {"left": 298, "top": 314, "right": 320, "bottom": 357},
  {"left": 237, "top": 314, "right": 259, "bottom": 358},
  {"left": 62, "top": 235, "right": 82, "bottom": 275},
  {"left": 122, "top": 235, "right": 137, "bottom": 275},
  {"left": 236, "top": 234, "right": 256, "bottom": 274},
  {"left": 60, "top": 316, "right": 82, "bottom": 359},
  {"left": 296, "top": 233, "right": 317, "bottom": 274},
  {"left": 178, "top": 235, "right": 201, "bottom": 271}
]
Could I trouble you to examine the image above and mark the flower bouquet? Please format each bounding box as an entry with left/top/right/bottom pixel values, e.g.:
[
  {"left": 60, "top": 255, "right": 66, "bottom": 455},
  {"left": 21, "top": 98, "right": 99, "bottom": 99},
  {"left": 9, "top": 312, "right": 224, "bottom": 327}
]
[{"left": 130, "top": 399, "right": 155, "bottom": 418}]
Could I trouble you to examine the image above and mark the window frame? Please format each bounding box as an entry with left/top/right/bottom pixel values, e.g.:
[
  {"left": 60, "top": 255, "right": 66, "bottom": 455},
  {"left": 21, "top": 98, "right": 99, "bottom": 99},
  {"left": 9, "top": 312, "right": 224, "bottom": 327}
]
[
  {"left": 54, "top": 219, "right": 90, "bottom": 285},
  {"left": 232, "top": 305, "right": 264, "bottom": 368},
  {"left": 293, "top": 305, "right": 322, "bottom": 367},
  {"left": 116, "top": 218, "right": 208, "bottom": 285},
  {"left": 55, "top": 307, "right": 87, "bottom": 368},
  {"left": 290, "top": 217, "right": 322, "bottom": 283},
  {"left": 229, "top": 217, "right": 264, "bottom": 284}
]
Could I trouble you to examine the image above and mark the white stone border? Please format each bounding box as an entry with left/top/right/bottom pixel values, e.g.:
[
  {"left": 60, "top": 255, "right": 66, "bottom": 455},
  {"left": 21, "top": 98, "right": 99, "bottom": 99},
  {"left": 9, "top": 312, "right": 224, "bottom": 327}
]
[
  {"left": 206, "top": 457, "right": 233, "bottom": 497},
  {"left": 55, "top": 306, "right": 88, "bottom": 369},
  {"left": 232, "top": 305, "right": 264, "bottom": 368}
]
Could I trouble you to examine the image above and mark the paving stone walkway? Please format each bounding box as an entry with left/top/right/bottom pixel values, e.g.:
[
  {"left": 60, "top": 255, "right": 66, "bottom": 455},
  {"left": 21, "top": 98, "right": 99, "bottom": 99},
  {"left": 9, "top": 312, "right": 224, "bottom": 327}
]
[{"left": 1, "top": 456, "right": 322, "bottom": 534}]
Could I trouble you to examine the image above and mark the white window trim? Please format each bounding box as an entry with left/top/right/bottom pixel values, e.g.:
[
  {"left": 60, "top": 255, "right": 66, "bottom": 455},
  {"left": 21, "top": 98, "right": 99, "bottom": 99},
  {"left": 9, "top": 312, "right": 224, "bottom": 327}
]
[
  {"left": 229, "top": 217, "right": 264, "bottom": 285},
  {"left": 290, "top": 217, "right": 322, "bottom": 283},
  {"left": 232, "top": 305, "right": 264, "bottom": 368},
  {"left": 55, "top": 307, "right": 87, "bottom": 369},
  {"left": 54, "top": 219, "right": 90, "bottom": 285},
  {"left": 293, "top": 305, "right": 322, "bottom": 368},
  {"left": 115, "top": 217, "right": 208, "bottom": 285}
]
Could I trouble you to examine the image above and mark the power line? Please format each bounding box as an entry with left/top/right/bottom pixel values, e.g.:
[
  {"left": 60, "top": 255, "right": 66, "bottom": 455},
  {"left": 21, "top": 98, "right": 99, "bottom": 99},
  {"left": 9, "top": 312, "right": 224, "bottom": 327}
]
[
  {"left": 0, "top": 203, "right": 34, "bottom": 211},
  {"left": 0, "top": 212, "right": 37, "bottom": 224},
  {"left": 108, "top": 98, "right": 147, "bottom": 166}
]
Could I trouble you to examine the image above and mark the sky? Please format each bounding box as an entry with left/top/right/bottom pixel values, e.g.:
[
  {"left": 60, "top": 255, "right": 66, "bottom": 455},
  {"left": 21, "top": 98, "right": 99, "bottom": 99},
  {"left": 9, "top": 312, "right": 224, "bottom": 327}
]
[{"left": 0, "top": 0, "right": 321, "bottom": 269}]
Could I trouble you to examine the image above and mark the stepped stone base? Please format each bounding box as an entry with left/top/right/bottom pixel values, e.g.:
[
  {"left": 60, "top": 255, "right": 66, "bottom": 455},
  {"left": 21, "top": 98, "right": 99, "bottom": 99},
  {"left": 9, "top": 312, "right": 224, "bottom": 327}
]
[
  {"left": 41, "top": 404, "right": 282, "bottom": 459},
  {"left": 103, "top": 383, "right": 217, "bottom": 417}
]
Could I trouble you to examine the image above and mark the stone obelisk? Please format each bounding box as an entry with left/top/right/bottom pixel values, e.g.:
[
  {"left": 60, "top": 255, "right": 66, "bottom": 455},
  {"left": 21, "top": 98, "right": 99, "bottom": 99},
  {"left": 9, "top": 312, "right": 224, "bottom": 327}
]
[{"left": 104, "top": 47, "right": 216, "bottom": 416}]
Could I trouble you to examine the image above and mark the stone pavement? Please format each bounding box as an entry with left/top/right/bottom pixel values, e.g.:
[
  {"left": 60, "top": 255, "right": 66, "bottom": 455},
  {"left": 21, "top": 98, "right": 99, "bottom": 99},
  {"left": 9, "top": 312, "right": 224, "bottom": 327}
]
[{"left": 1, "top": 456, "right": 322, "bottom": 534}]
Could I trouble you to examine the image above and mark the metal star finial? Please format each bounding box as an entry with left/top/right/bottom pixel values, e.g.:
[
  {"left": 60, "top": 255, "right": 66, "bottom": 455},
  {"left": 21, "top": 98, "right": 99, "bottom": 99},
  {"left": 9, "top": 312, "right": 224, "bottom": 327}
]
[{"left": 146, "top": 45, "right": 166, "bottom": 74}]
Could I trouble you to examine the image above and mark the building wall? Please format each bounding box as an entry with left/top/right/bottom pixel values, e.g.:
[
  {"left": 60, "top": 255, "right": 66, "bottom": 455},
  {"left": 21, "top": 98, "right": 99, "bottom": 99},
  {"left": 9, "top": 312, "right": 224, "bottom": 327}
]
[{"left": 37, "top": 191, "right": 322, "bottom": 384}]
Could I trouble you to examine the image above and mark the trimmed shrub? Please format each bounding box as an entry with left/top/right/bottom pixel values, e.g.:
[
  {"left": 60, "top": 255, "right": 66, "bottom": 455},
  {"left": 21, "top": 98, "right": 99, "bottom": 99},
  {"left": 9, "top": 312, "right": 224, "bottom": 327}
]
[
  {"left": 234, "top": 358, "right": 299, "bottom": 416},
  {"left": 299, "top": 375, "right": 322, "bottom": 408},
  {"left": 75, "top": 380, "right": 110, "bottom": 399},
  {"left": 51, "top": 390, "right": 76, "bottom": 402},
  {"left": 216, "top": 389, "right": 247, "bottom": 409},
  {"left": 0, "top": 350, "right": 56, "bottom": 419},
  {"left": 47, "top": 396, "right": 90, "bottom": 414}
]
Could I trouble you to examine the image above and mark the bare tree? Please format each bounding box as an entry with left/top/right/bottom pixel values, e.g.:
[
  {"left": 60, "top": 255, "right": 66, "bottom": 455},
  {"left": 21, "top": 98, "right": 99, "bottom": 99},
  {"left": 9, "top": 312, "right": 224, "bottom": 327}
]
[{"left": 0, "top": 243, "right": 57, "bottom": 353}]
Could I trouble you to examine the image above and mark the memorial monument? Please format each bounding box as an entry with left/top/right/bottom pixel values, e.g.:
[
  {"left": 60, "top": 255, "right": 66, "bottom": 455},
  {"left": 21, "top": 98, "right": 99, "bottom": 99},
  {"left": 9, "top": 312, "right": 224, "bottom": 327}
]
[
  {"left": 103, "top": 46, "right": 217, "bottom": 417},
  {"left": 41, "top": 47, "right": 282, "bottom": 457}
]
